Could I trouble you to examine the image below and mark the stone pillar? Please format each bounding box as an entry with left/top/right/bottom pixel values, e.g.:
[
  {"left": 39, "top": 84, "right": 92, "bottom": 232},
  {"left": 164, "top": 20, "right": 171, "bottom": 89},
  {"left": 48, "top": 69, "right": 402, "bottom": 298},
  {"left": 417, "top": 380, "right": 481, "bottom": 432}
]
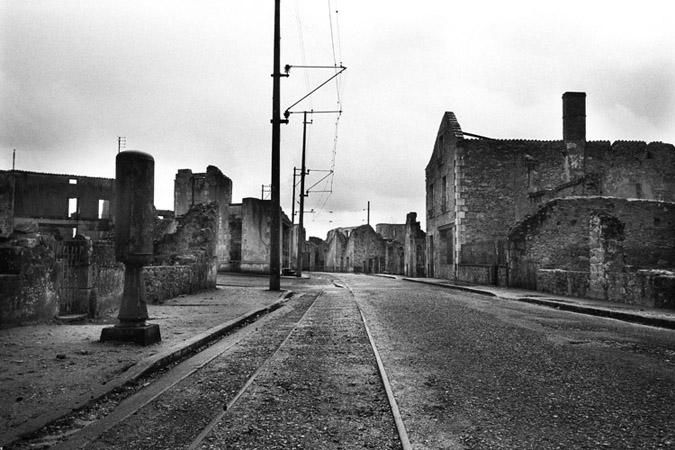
[{"left": 101, "top": 151, "right": 161, "bottom": 345}]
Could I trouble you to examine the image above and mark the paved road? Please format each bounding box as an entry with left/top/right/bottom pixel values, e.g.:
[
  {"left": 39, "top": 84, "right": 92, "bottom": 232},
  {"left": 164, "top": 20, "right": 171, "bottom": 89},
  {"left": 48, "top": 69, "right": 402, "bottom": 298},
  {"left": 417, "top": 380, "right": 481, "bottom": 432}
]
[
  {"left": 344, "top": 274, "right": 675, "bottom": 449},
  {"left": 22, "top": 273, "right": 675, "bottom": 449}
]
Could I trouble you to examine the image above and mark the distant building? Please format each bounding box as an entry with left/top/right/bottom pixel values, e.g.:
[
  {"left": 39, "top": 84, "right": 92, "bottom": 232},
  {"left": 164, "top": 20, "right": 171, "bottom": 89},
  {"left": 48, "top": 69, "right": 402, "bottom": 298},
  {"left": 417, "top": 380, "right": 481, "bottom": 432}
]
[
  {"left": 173, "top": 167, "right": 292, "bottom": 274},
  {"left": 0, "top": 169, "right": 114, "bottom": 240},
  {"left": 404, "top": 212, "right": 426, "bottom": 277},
  {"left": 425, "top": 92, "right": 675, "bottom": 307}
]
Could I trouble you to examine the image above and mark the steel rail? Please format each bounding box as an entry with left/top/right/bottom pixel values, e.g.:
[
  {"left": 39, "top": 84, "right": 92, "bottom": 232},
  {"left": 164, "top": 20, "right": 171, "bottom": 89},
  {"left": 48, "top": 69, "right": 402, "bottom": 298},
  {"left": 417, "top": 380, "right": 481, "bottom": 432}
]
[
  {"left": 334, "top": 276, "right": 413, "bottom": 450},
  {"left": 187, "top": 291, "right": 324, "bottom": 449}
]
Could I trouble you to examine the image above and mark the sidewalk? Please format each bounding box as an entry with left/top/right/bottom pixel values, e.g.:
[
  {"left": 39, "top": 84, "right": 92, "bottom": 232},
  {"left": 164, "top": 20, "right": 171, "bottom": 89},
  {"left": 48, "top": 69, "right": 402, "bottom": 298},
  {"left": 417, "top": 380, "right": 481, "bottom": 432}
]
[
  {"left": 0, "top": 273, "right": 291, "bottom": 447},
  {"left": 378, "top": 275, "right": 675, "bottom": 330}
]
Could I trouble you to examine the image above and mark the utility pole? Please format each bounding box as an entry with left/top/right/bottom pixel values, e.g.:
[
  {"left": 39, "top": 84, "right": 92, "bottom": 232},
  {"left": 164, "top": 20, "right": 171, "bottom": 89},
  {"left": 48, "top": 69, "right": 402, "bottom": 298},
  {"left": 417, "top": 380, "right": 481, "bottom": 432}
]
[
  {"left": 291, "top": 167, "right": 297, "bottom": 225},
  {"left": 269, "top": 0, "right": 286, "bottom": 290},
  {"left": 367, "top": 201, "right": 370, "bottom": 225},
  {"left": 12, "top": 149, "right": 16, "bottom": 170},
  {"left": 296, "top": 111, "right": 309, "bottom": 277}
]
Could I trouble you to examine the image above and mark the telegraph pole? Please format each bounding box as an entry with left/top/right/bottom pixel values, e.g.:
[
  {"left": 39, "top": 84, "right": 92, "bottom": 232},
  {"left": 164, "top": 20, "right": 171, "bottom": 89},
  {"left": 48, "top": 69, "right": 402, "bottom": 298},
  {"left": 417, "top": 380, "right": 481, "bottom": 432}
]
[
  {"left": 296, "top": 111, "right": 309, "bottom": 277},
  {"left": 367, "top": 201, "right": 370, "bottom": 225},
  {"left": 269, "top": 0, "right": 284, "bottom": 290},
  {"left": 291, "top": 167, "right": 297, "bottom": 225}
]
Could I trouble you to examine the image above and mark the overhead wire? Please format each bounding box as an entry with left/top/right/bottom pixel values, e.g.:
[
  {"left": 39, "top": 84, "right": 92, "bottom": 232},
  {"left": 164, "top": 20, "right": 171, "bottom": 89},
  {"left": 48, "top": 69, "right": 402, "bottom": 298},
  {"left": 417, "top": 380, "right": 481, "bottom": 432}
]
[{"left": 311, "top": 0, "right": 344, "bottom": 223}]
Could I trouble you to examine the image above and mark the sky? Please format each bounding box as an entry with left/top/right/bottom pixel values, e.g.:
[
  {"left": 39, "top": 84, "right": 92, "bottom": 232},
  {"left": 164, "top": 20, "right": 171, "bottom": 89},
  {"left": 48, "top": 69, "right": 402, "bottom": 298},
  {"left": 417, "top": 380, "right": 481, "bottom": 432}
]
[{"left": 1, "top": 1, "right": 673, "bottom": 239}]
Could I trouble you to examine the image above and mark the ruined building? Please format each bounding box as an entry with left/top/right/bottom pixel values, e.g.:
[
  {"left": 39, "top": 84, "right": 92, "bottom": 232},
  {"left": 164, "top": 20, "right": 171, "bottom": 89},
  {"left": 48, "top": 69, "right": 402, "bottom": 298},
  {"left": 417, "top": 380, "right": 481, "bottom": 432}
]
[
  {"left": 426, "top": 92, "right": 675, "bottom": 307},
  {"left": 0, "top": 164, "right": 219, "bottom": 326},
  {"left": 404, "top": 212, "right": 426, "bottom": 277},
  {"left": 174, "top": 167, "right": 292, "bottom": 274},
  {"left": 0, "top": 170, "right": 114, "bottom": 240},
  {"left": 323, "top": 223, "right": 409, "bottom": 275},
  {"left": 174, "top": 166, "right": 232, "bottom": 271}
]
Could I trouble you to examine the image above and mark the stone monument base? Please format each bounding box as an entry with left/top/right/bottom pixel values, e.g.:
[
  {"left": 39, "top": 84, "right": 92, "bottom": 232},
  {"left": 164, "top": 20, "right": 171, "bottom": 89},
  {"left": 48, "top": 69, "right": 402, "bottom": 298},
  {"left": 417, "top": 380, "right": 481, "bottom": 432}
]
[{"left": 100, "top": 323, "right": 161, "bottom": 346}]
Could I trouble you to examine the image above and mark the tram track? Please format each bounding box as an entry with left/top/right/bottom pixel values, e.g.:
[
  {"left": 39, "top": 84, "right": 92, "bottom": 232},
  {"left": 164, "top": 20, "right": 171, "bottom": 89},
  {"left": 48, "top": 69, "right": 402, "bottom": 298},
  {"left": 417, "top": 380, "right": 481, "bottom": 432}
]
[{"left": 21, "top": 276, "right": 410, "bottom": 449}]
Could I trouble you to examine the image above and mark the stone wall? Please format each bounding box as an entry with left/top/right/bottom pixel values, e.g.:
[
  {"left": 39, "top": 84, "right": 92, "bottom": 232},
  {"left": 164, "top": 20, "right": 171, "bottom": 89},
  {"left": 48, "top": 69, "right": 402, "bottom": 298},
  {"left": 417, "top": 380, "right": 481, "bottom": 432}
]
[
  {"left": 509, "top": 197, "right": 675, "bottom": 307},
  {"left": 0, "top": 172, "right": 14, "bottom": 238},
  {"left": 324, "top": 228, "right": 348, "bottom": 272},
  {"left": 240, "top": 198, "right": 271, "bottom": 273},
  {"left": 376, "top": 223, "right": 406, "bottom": 243},
  {"left": 174, "top": 166, "right": 233, "bottom": 271},
  {"left": 425, "top": 98, "right": 675, "bottom": 287},
  {"left": 344, "top": 225, "right": 385, "bottom": 273},
  {"left": 303, "top": 237, "right": 326, "bottom": 272},
  {"left": 0, "top": 234, "right": 60, "bottom": 326},
  {"left": 383, "top": 239, "right": 404, "bottom": 275},
  {"left": 0, "top": 170, "right": 115, "bottom": 240},
  {"left": 404, "top": 212, "right": 426, "bottom": 277},
  {"left": 153, "top": 201, "right": 218, "bottom": 293},
  {"left": 596, "top": 141, "right": 675, "bottom": 202}
]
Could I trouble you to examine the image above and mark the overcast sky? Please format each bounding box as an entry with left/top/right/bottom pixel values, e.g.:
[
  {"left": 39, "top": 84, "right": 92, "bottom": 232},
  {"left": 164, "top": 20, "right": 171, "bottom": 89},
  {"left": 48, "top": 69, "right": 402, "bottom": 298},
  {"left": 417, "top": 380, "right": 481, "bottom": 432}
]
[{"left": 1, "top": 1, "right": 673, "bottom": 239}]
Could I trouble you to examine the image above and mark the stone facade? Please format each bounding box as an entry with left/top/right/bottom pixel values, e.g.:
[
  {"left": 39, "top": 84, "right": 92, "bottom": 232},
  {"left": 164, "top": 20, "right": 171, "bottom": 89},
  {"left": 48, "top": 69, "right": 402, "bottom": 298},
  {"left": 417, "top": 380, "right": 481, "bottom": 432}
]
[
  {"left": 343, "top": 225, "right": 385, "bottom": 273},
  {"left": 404, "top": 212, "right": 426, "bottom": 277},
  {"left": 0, "top": 170, "right": 114, "bottom": 240},
  {"left": 324, "top": 228, "right": 349, "bottom": 272},
  {"left": 303, "top": 236, "right": 326, "bottom": 271},
  {"left": 508, "top": 197, "right": 675, "bottom": 308},
  {"left": 174, "top": 166, "right": 232, "bottom": 271},
  {"left": 0, "top": 234, "right": 59, "bottom": 325},
  {"left": 426, "top": 92, "right": 675, "bottom": 303}
]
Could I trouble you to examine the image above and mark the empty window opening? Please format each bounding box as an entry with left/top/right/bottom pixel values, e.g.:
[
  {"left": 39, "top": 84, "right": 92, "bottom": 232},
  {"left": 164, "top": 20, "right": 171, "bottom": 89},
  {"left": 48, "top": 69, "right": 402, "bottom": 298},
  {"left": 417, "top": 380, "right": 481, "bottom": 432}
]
[
  {"left": 98, "top": 199, "right": 110, "bottom": 219},
  {"left": 68, "top": 198, "right": 78, "bottom": 218},
  {"left": 69, "top": 179, "right": 77, "bottom": 184}
]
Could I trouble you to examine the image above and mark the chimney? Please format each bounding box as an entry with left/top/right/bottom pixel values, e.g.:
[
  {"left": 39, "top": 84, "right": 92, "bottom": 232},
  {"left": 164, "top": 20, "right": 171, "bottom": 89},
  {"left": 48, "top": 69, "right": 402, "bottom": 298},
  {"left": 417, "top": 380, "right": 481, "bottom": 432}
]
[{"left": 562, "top": 92, "right": 586, "bottom": 143}]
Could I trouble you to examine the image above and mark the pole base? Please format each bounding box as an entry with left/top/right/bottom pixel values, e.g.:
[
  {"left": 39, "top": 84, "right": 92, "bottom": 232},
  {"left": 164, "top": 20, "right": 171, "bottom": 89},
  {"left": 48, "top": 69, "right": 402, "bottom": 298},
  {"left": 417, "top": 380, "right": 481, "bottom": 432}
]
[{"left": 100, "top": 323, "right": 161, "bottom": 346}]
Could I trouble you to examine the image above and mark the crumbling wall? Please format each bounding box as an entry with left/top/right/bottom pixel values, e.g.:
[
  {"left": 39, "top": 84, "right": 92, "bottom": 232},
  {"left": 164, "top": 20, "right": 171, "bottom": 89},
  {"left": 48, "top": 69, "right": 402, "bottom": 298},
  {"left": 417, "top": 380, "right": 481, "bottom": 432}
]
[
  {"left": 324, "top": 228, "right": 348, "bottom": 272},
  {"left": 383, "top": 239, "right": 404, "bottom": 274},
  {"left": 508, "top": 197, "right": 675, "bottom": 307},
  {"left": 0, "top": 234, "right": 60, "bottom": 326},
  {"left": 598, "top": 141, "right": 675, "bottom": 202},
  {"left": 344, "top": 225, "right": 385, "bottom": 273},
  {"left": 376, "top": 223, "right": 406, "bottom": 243},
  {"left": 404, "top": 212, "right": 425, "bottom": 277},
  {"left": 1, "top": 170, "right": 114, "bottom": 241},
  {"left": 174, "top": 166, "right": 232, "bottom": 271},
  {"left": 151, "top": 202, "right": 218, "bottom": 301},
  {"left": 303, "top": 237, "right": 326, "bottom": 272},
  {"left": 0, "top": 172, "right": 14, "bottom": 238},
  {"left": 226, "top": 203, "right": 242, "bottom": 271}
]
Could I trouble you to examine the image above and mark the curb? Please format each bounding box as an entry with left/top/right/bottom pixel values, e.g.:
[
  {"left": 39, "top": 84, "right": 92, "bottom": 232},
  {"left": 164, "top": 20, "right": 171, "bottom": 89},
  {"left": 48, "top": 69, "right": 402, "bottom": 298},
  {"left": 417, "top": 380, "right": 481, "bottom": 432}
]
[
  {"left": 401, "top": 278, "right": 675, "bottom": 330},
  {"left": 3, "top": 290, "right": 293, "bottom": 447},
  {"left": 402, "top": 277, "right": 497, "bottom": 297},
  {"left": 513, "top": 296, "right": 675, "bottom": 330}
]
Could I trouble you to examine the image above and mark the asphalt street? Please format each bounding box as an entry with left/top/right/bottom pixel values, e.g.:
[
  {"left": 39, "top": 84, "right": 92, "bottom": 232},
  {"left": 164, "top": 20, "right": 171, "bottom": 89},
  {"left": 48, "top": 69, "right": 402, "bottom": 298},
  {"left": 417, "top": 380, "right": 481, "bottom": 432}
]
[{"left": 348, "top": 274, "right": 675, "bottom": 449}]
